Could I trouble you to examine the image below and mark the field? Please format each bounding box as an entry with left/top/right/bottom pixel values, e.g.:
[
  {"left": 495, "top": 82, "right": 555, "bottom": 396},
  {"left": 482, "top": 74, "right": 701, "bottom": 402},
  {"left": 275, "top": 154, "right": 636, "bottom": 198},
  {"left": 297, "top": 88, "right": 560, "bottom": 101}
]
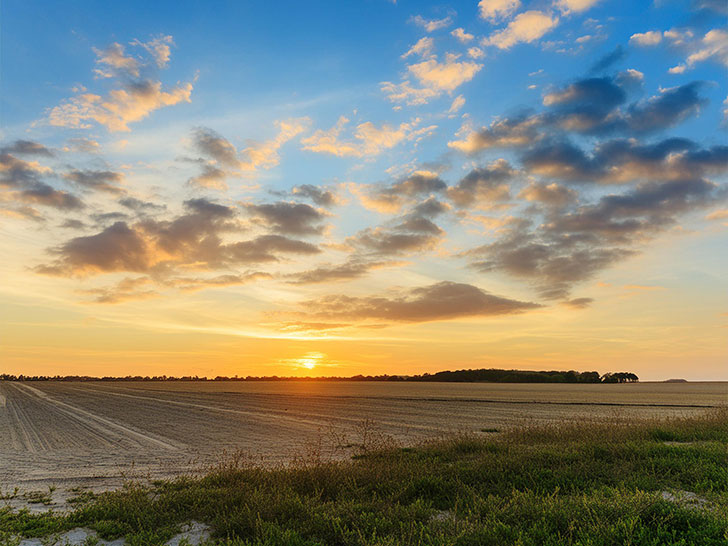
[
  {"left": 1, "top": 380, "right": 725, "bottom": 501},
  {"left": 0, "top": 394, "right": 726, "bottom": 545}
]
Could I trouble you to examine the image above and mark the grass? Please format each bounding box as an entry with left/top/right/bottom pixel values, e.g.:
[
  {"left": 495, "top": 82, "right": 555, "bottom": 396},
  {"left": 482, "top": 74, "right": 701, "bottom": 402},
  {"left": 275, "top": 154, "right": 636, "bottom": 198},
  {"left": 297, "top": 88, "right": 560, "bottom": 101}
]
[{"left": 1, "top": 410, "right": 727, "bottom": 545}]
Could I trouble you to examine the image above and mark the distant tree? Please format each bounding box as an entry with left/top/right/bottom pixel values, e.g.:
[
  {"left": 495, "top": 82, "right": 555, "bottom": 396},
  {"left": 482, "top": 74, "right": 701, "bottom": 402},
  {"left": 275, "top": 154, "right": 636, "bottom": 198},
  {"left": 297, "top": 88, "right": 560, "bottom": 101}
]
[{"left": 601, "top": 372, "right": 639, "bottom": 383}]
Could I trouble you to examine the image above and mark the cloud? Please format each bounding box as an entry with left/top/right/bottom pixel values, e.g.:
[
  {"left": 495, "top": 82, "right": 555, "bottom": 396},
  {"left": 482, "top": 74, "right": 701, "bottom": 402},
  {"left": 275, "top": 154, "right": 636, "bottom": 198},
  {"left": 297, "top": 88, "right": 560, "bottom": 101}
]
[
  {"left": 464, "top": 172, "right": 722, "bottom": 299},
  {"left": 0, "top": 152, "right": 85, "bottom": 213},
  {"left": 541, "top": 76, "right": 628, "bottom": 133},
  {"left": 402, "top": 37, "right": 434, "bottom": 59},
  {"left": 1, "top": 140, "right": 53, "bottom": 157},
  {"left": 47, "top": 36, "right": 193, "bottom": 132},
  {"left": 468, "top": 47, "right": 485, "bottom": 59},
  {"left": 447, "top": 159, "right": 515, "bottom": 207},
  {"left": 467, "top": 221, "right": 635, "bottom": 300},
  {"left": 382, "top": 53, "right": 482, "bottom": 105},
  {"left": 49, "top": 80, "right": 193, "bottom": 132},
  {"left": 291, "top": 185, "right": 340, "bottom": 207},
  {"left": 13, "top": 183, "right": 85, "bottom": 211},
  {"left": 547, "top": 178, "right": 720, "bottom": 241},
  {"left": 555, "top": 0, "right": 601, "bottom": 14},
  {"left": 451, "top": 78, "right": 706, "bottom": 154},
  {"left": 245, "top": 202, "right": 329, "bottom": 236},
  {"left": 191, "top": 128, "right": 240, "bottom": 167},
  {"left": 132, "top": 35, "right": 174, "bottom": 68},
  {"left": 347, "top": 197, "right": 449, "bottom": 257},
  {"left": 165, "top": 271, "right": 272, "bottom": 292},
  {"left": 37, "top": 198, "right": 320, "bottom": 277},
  {"left": 301, "top": 116, "right": 434, "bottom": 157},
  {"left": 411, "top": 15, "right": 453, "bottom": 32},
  {"left": 0, "top": 152, "right": 52, "bottom": 188},
  {"left": 632, "top": 27, "right": 728, "bottom": 73},
  {"left": 407, "top": 54, "right": 483, "bottom": 92},
  {"left": 518, "top": 182, "right": 578, "bottom": 208},
  {"left": 80, "top": 277, "right": 158, "bottom": 304},
  {"left": 357, "top": 172, "right": 447, "bottom": 213},
  {"left": 92, "top": 42, "right": 140, "bottom": 79},
  {"left": 706, "top": 209, "right": 728, "bottom": 221},
  {"left": 589, "top": 46, "right": 626, "bottom": 74},
  {"left": 118, "top": 197, "right": 166, "bottom": 213},
  {"left": 379, "top": 80, "right": 440, "bottom": 106},
  {"left": 543, "top": 78, "right": 704, "bottom": 135},
  {"left": 65, "top": 138, "right": 101, "bottom": 153},
  {"left": 64, "top": 170, "right": 125, "bottom": 194},
  {"left": 286, "top": 259, "right": 402, "bottom": 284},
  {"left": 188, "top": 120, "right": 308, "bottom": 187},
  {"left": 625, "top": 82, "right": 707, "bottom": 132},
  {"left": 668, "top": 28, "right": 728, "bottom": 74},
  {"left": 630, "top": 31, "right": 663, "bottom": 46},
  {"left": 522, "top": 137, "right": 728, "bottom": 184},
  {"left": 238, "top": 118, "right": 308, "bottom": 171},
  {"left": 295, "top": 281, "right": 540, "bottom": 325},
  {"left": 451, "top": 28, "right": 474, "bottom": 43},
  {"left": 0, "top": 202, "right": 44, "bottom": 222},
  {"left": 80, "top": 269, "right": 271, "bottom": 303},
  {"left": 448, "top": 115, "right": 542, "bottom": 153},
  {"left": 562, "top": 297, "right": 593, "bottom": 308},
  {"left": 478, "top": 0, "right": 521, "bottom": 21},
  {"left": 448, "top": 95, "right": 466, "bottom": 113},
  {"left": 349, "top": 224, "right": 442, "bottom": 256},
  {"left": 483, "top": 11, "right": 559, "bottom": 49},
  {"left": 693, "top": 0, "right": 728, "bottom": 15},
  {"left": 188, "top": 163, "right": 227, "bottom": 190}
]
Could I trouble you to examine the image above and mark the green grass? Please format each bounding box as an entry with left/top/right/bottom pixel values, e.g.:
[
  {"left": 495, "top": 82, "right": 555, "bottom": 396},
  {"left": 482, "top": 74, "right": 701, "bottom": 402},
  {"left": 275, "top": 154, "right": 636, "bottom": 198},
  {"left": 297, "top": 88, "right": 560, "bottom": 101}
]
[{"left": 2, "top": 410, "right": 727, "bottom": 545}]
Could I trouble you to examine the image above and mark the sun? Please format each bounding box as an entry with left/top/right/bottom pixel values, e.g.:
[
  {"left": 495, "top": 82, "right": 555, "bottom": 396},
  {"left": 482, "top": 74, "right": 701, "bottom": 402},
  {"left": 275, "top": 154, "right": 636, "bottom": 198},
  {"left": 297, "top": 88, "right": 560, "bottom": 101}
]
[
  {"left": 293, "top": 352, "right": 325, "bottom": 371},
  {"left": 300, "top": 358, "right": 316, "bottom": 370}
]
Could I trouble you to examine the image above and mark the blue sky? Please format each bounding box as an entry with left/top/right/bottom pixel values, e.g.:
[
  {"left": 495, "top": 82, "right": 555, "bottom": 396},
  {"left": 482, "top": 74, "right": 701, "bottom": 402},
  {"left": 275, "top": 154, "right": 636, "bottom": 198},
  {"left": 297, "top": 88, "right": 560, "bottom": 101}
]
[{"left": 1, "top": 0, "right": 726, "bottom": 379}]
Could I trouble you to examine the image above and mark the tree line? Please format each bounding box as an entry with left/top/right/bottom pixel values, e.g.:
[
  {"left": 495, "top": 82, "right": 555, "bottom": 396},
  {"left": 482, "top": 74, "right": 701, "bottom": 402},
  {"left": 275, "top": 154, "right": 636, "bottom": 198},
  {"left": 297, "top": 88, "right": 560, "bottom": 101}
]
[{"left": 0, "top": 369, "right": 639, "bottom": 383}]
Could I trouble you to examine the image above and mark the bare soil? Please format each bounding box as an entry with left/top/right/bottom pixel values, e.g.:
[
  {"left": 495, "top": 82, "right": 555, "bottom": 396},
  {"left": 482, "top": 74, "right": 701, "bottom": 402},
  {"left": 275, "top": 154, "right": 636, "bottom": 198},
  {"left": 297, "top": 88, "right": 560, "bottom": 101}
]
[{"left": 1, "top": 380, "right": 725, "bottom": 510}]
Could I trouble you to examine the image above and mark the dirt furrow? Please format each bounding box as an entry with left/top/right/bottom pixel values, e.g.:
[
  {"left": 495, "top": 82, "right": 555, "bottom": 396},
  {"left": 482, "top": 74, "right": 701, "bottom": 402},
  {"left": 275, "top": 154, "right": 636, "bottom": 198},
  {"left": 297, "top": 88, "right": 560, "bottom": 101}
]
[{"left": 10, "top": 383, "right": 182, "bottom": 451}]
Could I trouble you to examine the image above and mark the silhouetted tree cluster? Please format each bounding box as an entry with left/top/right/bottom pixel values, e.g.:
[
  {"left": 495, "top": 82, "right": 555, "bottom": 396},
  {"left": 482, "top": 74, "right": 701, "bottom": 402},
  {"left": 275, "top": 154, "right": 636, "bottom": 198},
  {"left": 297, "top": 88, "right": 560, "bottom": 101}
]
[
  {"left": 406, "top": 369, "right": 604, "bottom": 383},
  {"left": 0, "top": 369, "right": 637, "bottom": 384},
  {"left": 600, "top": 372, "right": 639, "bottom": 383}
]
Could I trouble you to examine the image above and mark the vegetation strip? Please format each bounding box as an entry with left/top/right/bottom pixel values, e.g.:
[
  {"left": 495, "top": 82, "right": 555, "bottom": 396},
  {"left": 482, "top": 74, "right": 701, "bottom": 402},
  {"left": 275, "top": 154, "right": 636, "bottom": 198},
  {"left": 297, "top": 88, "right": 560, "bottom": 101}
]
[{"left": 2, "top": 410, "right": 726, "bottom": 545}]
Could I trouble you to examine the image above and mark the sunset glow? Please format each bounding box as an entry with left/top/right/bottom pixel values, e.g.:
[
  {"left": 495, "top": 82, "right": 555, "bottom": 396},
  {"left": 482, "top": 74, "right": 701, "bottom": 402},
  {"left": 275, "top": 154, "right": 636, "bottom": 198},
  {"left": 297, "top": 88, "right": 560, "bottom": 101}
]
[{"left": 1, "top": 1, "right": 727, "bottom": 380}]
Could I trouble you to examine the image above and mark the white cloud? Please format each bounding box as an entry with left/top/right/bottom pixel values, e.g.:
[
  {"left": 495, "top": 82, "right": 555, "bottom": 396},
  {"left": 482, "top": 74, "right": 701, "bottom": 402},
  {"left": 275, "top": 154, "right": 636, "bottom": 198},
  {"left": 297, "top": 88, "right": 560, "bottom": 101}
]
[
  {"left": 92, "top": 43, "right": 140, "bottom": 79},
  {"left": 408, "top": 53, "right": 483, "bottom": 91},
  {"left": 483, "top": 11, "right": 559, "bottom": 49},
  {"left": 448, "top": 95, "right": 466, "bottom": 114},
  {"left": 555, "top": 0, "right": 601, "bottom": 14},
  {"left": 48, "top": 82, "right": 193, "bottom": 132},
  {"left": 451, "top": 28, "right": 474, "bottom": 43},
  {"left": 630, "top": 31, "right": 663, "bottom": 46},
  {"left": 301, "top": 117, "right": 435, "bottom": 157},
  {"left": 382, "top": 53, "right": 482, "bottom": 105},
  {"left": 478, "top": 0, "right": 521, "bottom": 21},
  {"left": 411, "top": 15, "right": 453, "bottom": 32},
  {"left": 668, "top": 28, "right": 728, "bottom": 74},
  {"left": 402, "top": 37, "right": 434, "bottom": 59},
  {"left": 380, "top": 80, "right": 440, "bottom": 106},
  {"left": 239, "top": 118, "right": 309, "bottom": 171},
  {"left": 133, "top": 35, "right": 174, "bottom": 68},
  {"left": 47, "top": 36, "right": 193, "bottom": 132},
  {"left": 468, "top": 47, "right": 485, "bottom": 59}
]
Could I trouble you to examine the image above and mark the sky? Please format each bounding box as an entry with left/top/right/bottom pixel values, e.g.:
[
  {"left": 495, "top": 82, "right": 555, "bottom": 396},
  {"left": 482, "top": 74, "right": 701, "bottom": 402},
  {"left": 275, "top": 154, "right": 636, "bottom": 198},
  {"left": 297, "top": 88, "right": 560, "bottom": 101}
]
[{"left": 1, "top": 0, "right": 726, "bottom": 380}]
